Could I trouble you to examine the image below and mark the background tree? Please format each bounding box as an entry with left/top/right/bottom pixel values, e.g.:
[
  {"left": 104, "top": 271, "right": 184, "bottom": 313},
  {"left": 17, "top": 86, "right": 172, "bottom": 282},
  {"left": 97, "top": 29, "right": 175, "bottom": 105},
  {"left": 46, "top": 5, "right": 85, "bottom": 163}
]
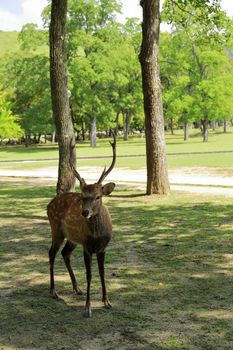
[
  {"left": 18, "top": 23, "right": 48, "bottom": 51},
  {"left": 0, "top": 87, "right": 23, "bottom": 142},
  {"left": 50, "top": 0, "right": 76, "bottom": 194},
  {"left": 120, "top": 19, "right": 143, "bottom": 140},
  {"left": 67, "top": 0, "right": 122, "bottom": 146},
  {"left": 6, "top": 55, "right": 53, "bottom": 145},
  {"left": 162, "top": 0, "right": 233, "bottom": 141}
]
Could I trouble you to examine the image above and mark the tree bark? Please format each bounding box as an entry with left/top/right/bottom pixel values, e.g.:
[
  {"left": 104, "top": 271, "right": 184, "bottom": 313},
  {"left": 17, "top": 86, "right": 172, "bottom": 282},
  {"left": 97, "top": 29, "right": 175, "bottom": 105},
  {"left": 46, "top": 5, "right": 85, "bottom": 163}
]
[
  {"left": 25, "top": 134, "right": 30, "bottom": 148},
  {"left": 139, "top": 0, "right": 170, "bottom": 195},
  {"left": 123, "top": 112, "right": 131, "bottom": 141},
  {"left": 170, "top": 117, "right": 174, "bottom": 135},
  {"left": 202, "top": 118, "right": 208, "bottom": 142},
  {"left": 50, "top": 0, "right": 76, "bottom": 194},
  {"left": 81, "top": 118, "right": 86, "bottom": 141},
  {"left": 90, "top": 116, "right": 97, "bottom": 147},
  {"left": 223, "top": 119, "right": 227, "bottom": 133},
  {"left": 184, "top": 121, "right": 189, "bottom": 141},
  {"left": 115, "top": 111, "right": 120, "bottom": 135}
]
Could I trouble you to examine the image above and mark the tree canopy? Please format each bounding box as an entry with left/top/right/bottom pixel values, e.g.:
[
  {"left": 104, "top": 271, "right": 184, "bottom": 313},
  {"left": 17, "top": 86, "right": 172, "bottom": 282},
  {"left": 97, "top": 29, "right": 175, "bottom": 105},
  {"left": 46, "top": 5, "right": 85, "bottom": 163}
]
[{"left": 0, "top": 0, "right": 233, "bottom": 146}]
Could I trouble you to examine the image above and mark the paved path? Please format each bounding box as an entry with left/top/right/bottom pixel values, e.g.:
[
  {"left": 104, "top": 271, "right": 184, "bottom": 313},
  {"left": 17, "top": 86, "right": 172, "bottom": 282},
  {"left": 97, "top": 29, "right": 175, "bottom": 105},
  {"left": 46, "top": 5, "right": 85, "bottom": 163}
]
[{"left": 0, "top": 166, "right": 233, "bottom": 196}]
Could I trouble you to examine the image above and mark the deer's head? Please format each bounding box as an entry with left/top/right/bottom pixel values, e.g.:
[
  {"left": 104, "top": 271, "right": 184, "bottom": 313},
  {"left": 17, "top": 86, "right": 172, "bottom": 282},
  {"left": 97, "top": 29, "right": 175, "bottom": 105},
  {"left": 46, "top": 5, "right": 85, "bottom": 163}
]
[{"left": 70, "top": 134, "right": 116, "bottom": 219}]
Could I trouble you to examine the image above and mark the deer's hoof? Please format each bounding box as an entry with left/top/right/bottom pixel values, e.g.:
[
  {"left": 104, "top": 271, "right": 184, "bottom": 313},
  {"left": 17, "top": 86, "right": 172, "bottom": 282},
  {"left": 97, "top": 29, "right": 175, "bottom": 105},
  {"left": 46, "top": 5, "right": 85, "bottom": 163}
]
[
  {"left": 74, "top": 286, "right": 83, "bottom": 296},
  {"left": 83, "top": 307, "right": 92, "bottom": 318},
  {"left": 103, "top": 299, "right": 112, "bottom": 309}
]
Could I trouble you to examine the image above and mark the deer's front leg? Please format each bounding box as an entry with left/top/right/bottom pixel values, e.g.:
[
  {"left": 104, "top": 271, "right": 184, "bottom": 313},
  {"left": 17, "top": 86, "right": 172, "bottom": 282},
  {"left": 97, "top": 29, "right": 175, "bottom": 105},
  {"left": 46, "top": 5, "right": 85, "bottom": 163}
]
[
  {"left": 97, "top": 251, "right": 112, "bottom": 309},
  {"left": 83, "top": 250, "right": 92, "bottom": 317}
]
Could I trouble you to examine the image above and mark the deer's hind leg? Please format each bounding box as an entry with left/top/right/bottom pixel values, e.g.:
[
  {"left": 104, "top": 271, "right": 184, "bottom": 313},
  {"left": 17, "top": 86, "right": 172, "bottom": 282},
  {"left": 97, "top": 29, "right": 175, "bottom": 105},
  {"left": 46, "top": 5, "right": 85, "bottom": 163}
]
[{"left": 62, "top": 240, "right": 83, "bottom": 295}]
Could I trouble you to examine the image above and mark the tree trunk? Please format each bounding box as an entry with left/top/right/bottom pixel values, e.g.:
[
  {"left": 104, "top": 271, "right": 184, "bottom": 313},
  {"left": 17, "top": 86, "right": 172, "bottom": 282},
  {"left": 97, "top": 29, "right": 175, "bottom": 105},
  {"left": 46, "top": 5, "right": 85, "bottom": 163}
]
[
  {"left": 184, "top": 121, "right": 189, "bottom": 141},
  {"left": 25, "top": 134, "right": 30, "bottom": 147},
  {"left": 90, "top": 116, "right": 97, "bottom": 147},
  {"left": 52, "top": 131, "right": 56, "bottom": 143},
  {"left": 123, "top": 112, "right": 131, "bottom": 141},
  {"left": 223, "top": 119, "right": 227, "bottom": 133},
  {"left": 34, "top": 134, "right": 41, "bottom": 144},
  {"left": 115, "top": 111, "right": 120, "bottom": 136},
  {"left": 202, "top": 118, "right": 208, "bottom": 142},
  {"left": 81, "top": 118, "right": 86, "bottom": 141},
  {"left": 50, "top": 0, "right": 76, "bottom": 194},
  {"left": 139, "top": 0, "right": 169, "bottom": 195},
  {"left": 170, "top": 117, "right": 174, "bottom": 135}
]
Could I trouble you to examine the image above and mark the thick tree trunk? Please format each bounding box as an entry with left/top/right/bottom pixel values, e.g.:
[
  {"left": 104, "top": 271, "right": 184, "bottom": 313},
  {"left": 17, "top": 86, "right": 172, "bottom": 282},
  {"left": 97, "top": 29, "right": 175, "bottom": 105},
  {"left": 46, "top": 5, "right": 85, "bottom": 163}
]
[
  {"left": 139, "top": 0, "right": 169, "bottom": 195},
  {"left": 50, "top": 0, "right": 76, "bottom": 194},
  {"left": 90, "top": 116, "right": 97, "bottom": 147},
  {"left": 184, "top": 121, "right": 189, "bottom": 141}
]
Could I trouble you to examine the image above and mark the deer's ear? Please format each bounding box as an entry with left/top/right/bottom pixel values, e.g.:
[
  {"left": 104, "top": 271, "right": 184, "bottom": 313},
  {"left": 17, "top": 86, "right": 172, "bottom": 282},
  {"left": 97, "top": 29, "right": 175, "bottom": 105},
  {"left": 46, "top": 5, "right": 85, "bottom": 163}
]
[{"left": 102, "top": 182, "right": 115, "bottom": 196}]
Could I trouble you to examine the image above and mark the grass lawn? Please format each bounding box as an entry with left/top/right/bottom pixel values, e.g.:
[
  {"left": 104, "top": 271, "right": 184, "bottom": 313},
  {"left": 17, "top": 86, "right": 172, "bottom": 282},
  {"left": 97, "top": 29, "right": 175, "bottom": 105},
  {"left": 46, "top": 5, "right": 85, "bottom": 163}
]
[
  {"left": 0, "top": 179, "right": 233, "bottom": 349},
  {"left": 1, "top": 128, "right": 233, "bottom": 170}
]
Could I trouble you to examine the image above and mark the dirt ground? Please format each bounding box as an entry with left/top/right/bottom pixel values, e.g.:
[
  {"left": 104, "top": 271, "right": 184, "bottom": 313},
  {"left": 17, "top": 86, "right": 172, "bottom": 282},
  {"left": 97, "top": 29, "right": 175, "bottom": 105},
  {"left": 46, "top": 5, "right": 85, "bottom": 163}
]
[{"left": 1, "top": 165, "right": 233, "bottom": 196}]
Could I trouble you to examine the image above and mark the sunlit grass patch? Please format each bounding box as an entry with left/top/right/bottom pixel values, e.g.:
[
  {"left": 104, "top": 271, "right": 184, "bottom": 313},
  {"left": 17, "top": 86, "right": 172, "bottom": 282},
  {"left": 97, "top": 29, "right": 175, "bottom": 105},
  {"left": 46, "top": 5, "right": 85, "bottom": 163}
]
[{"left": 1, "top": 127, "right": 233, "bottom": 170}]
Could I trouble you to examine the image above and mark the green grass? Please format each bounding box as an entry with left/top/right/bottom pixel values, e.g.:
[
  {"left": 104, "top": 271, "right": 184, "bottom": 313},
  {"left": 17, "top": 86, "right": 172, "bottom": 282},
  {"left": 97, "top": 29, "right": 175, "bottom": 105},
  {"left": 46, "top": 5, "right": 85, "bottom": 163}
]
[
  {"left": 0, "top": 179, "right": 233, "bottom": 349},
  {"left": 1, "top": 128, "right": 233, "bottom": 170}
]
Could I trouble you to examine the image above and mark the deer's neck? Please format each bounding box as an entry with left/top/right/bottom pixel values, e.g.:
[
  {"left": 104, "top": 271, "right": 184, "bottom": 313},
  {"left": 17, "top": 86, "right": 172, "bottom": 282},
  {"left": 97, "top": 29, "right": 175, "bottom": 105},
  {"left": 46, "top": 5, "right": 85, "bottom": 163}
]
[{"left": 87, "top": 206, "right": 111, "bottom": 238}]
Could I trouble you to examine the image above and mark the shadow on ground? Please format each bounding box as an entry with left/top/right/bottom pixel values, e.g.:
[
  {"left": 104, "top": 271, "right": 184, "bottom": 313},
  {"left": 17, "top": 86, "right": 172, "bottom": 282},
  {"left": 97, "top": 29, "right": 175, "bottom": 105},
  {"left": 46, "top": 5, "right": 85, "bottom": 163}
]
[{"left": 1, "top": 181, "right": 233, "bottom": 349}]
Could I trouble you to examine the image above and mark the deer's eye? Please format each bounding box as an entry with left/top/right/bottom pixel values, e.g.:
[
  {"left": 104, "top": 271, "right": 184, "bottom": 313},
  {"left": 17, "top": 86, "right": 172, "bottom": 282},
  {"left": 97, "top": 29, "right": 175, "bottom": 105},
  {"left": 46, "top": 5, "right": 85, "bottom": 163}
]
[{"left": 96, "top": 195, "right": 100, "bottom": 200}]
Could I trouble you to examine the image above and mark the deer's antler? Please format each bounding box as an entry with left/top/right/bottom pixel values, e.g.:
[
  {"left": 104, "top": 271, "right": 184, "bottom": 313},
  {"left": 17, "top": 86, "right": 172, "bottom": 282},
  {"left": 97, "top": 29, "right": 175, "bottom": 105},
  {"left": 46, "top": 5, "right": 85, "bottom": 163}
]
[
  {"left": 69, "top": 140, "right": 86, "bottom": 187},
  {"left": 97, "top": 130, "right": 116, "bottom": 184}
]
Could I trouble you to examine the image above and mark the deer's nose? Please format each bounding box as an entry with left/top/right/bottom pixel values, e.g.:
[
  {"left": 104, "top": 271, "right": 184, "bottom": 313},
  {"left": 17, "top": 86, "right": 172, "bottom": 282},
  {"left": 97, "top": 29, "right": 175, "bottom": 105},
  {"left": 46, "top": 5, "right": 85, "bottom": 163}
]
[{"left": 82, "top": 209, "right": 90, "bottom": 218}]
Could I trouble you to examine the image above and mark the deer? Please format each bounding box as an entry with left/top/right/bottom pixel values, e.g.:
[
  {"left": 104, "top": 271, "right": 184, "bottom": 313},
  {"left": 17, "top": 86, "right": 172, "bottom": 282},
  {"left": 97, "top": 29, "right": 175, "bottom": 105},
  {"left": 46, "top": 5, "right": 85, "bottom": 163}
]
[{"left": 47, "top": 135, "right": 116, "bottom": 317}]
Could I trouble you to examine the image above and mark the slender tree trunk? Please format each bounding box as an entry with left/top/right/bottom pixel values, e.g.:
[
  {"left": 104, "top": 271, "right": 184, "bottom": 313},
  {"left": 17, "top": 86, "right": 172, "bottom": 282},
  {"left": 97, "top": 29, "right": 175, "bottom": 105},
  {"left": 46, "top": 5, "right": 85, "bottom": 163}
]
[
  {"left": 115, "top": 111, "right": 120, "bottom": 135},
  {"left": 52, "top": 131, "right": 56, "bottom": 143},
  {"left": 223, "top": 119, "right": 227, "bottom": 133},
  {"left": 202, "top": 118, "right": 208, "bottom": 142},
  {"left": 123, "top": 112, "right": 131, "bottom": 141},
  {"left": 170, "top": 117, "right": 174, "bottom": 135},
  {"left": 90, "top": 116, "right": 97, "bottom": 147},
  {"left": 184, "top": 121, "right": 189, "bottom": 141},
  {"left": 50, "top": 0, "right": 76, "bottom": 194},
  {"left": 25, "top": 134, "right": 31, "bottom": 147},
  {"left": 139, "top": 0, "right": 169, "bottom": 195},
  {"left": 81, "top": 118, "right": 86, "bottom": 141},
  {"left": 34, "top": 134, "right": 41, "bottom": 144}
]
